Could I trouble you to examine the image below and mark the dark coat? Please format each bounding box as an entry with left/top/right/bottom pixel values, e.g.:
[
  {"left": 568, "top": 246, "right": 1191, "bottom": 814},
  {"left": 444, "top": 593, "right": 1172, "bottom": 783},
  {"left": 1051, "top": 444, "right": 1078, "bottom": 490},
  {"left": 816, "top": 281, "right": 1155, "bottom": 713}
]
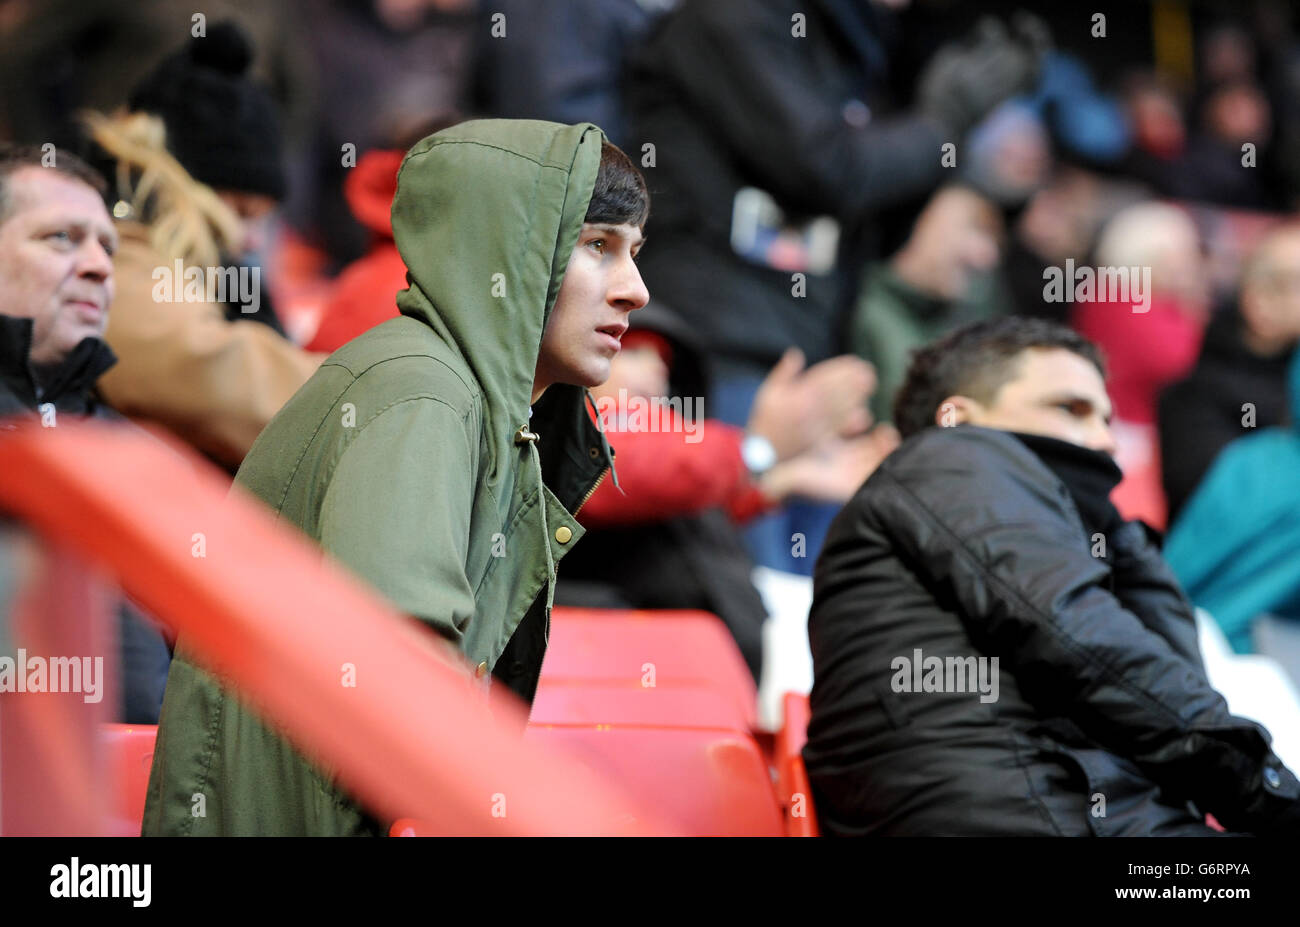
[
  {"left": 0, "top": 316, "right": 117, "bottom": 421},
  {"left": 624, "top": 0, "right": 946, "bottom": 377},
  {"left": 0, "top": 315, "right": 171, "bottom": 723},
  {"left": 804, "top": 424, "right": 1300, "bottom": 836},
  {"left": 469, "top": 0, "right": 669, "bottom": 148},
  {"left": 1158, "top": 306, "right": 1296, "bottom": 524}
]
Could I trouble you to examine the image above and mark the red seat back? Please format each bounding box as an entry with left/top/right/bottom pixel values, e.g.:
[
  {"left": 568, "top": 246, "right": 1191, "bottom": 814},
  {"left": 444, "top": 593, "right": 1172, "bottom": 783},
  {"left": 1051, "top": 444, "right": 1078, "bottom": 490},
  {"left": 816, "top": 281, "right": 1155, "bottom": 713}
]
[
  {"left": 531, "top": 680, "right": 749, "bottom": 732},
  {"left": 542, "top": 608, "right": 758, "bottom": 730},
  {"left": 525, "top": 723, "right": 784, "bottom": 836},
  {"left": 775, "top": 692, "right": 819, "bottom": 836},
  {"left": 0, "top": 422, "right": 667, "bottom": 836},
  {"left": 100, "top": 724, "right": 157, "bottom": 836}
]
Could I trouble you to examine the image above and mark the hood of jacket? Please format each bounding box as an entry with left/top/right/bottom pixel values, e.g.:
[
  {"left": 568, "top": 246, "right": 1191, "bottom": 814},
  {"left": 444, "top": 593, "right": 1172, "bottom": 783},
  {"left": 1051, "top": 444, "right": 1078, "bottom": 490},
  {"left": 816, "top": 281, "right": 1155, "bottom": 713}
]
[{"left": 390, "top": 119, "right": 617, "bottom": 507}]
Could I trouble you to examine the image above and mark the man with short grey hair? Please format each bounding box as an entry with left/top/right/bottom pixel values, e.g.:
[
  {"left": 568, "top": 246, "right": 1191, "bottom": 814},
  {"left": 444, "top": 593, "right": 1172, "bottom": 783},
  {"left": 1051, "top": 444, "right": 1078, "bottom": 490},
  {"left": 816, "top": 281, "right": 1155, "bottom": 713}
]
[
  {"left": 0, "top": 143, "right": 118, "bottom": 418},
  {"left": 0, "top": 143, "right": 169, "bottom": 723}
]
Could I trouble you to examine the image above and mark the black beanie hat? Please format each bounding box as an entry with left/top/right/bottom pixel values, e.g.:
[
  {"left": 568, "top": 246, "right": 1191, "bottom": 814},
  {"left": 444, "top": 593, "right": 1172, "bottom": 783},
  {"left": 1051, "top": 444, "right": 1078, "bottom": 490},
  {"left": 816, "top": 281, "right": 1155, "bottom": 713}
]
[{"left": 128, "top": 21, "right": 287, "bottom": 201}]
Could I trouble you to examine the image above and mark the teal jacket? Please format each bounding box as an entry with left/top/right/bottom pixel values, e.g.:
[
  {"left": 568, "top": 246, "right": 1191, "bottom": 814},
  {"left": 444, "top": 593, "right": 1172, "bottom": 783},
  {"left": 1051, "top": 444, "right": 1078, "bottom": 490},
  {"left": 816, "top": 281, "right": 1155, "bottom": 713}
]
[
  {"left": 142, "top": 120, "right": 617, "bottom": 835},
  {"left": 1165, "top": 348, "right": 1300, "bottom": 652}
]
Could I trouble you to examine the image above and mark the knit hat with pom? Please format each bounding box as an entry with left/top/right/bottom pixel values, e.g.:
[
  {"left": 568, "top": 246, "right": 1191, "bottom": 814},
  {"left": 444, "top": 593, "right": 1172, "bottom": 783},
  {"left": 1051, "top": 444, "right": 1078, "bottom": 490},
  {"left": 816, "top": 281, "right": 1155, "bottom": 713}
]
[{"left": 128, "top": 20, "right": 287, "bottom": 200}]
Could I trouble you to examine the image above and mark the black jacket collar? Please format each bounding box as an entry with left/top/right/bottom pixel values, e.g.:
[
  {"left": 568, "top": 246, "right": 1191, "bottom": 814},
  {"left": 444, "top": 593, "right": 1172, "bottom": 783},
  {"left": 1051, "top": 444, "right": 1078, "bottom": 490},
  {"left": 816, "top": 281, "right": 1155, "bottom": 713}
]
[
  {"left": 1010, "top": 430, "right": 1124, "bottom": 539},
  {"left": 0, "top": 314, "right": 117, "bottom": 413}
]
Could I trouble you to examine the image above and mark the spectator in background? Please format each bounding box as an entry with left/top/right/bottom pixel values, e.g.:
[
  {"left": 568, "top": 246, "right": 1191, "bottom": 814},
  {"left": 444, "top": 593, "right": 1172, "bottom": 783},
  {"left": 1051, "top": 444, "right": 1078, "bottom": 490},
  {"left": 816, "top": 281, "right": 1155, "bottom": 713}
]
[
  {"left": 1073, "top": 202, "right": 1209, "bottom": 429},
  {"left": 0, "top": 144, "right": 170, "bottom": 722},
  {"left": 848, "top": 183, "right": 1008, "bottom": 424},
  {"left": 84, "top": 22, "right": 323, "bottom": 473},
  {"left": 291, "top": 0, "right": 478, "bottom": 268},
  {"left": 558, "top": 300, "right": 894, "bottom": 679},
  {"left": 1165, "top": 349, "right": 1300, "bottom": 671},
  {"left": 625, "top": 0, "right": 1044, "bottom": 574},
  {"left": 804, "top": 316, "right": 1300, "bottom": 836},
  {"left": 1167, "top": 77, "right": 1278, "bottom": 210},
  {"left": 1159, "top": 223, "right": 1300, "bottom": 522},
  {"left": 1119, "top": 71, "right": 1190, "bottom": 189},
  {"left": 305, "top": 146, "right": 407, "bottom": 353},
  {"left": 1001, "top": 166, "right": 1149, "bottom": 325},
  {"left": 0, "top": 0, "right": 313, "bottom": 160},
  {"left": 1072, "top": 202, "right": 1209, "bottom": 527},
  {"left": 470, "top": 0, "right": 677, "bottom": 149},
  {"left": 1120, "top": 26, "right": 1284, "bottom": 210}
]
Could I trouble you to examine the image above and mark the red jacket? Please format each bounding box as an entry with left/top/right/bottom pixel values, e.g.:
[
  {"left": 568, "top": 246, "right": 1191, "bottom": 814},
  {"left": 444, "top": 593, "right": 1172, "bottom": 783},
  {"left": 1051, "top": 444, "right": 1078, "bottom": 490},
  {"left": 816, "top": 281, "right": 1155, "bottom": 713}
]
[
  {"left": 1073, "top": 294, "right": 1204, "bottom": 425},
  {"left": 306, "top": 150, "right": 406, "bottom": 353},
  {"left": 579, "top": 400, "right": 773, "bottom": 526}
]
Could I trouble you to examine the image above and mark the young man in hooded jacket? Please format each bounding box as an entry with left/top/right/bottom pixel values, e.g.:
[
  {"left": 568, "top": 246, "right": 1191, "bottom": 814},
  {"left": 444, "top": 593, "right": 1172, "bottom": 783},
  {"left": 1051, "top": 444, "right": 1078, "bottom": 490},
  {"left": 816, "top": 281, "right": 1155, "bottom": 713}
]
[{"left": 142, "top": 119, "right": 647, "bottom": 836}]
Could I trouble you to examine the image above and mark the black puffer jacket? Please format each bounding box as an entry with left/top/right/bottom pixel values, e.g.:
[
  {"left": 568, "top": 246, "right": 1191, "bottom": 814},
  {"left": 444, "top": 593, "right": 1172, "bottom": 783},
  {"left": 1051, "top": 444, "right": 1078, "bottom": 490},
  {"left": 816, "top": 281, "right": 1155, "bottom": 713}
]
[{"left": 804, "top": 425, "right": 1300, "bottom": 836}]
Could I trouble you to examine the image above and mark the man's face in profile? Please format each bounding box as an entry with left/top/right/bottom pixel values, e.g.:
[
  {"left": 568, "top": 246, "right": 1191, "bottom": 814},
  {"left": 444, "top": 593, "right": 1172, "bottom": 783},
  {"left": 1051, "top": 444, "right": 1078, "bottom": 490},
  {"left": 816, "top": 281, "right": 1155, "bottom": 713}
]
[
  {"left": 534, "top": 221, "right": 649, "bottom": 396},
  {"left": 1241, "top": 228, "right": 1300, "bottom": 348},
  {"left": 0, "top": 167, "right": 117, "bottom": 366},
  {"left": 943, "top": 347, "right": 1117, "bottom": 455}
]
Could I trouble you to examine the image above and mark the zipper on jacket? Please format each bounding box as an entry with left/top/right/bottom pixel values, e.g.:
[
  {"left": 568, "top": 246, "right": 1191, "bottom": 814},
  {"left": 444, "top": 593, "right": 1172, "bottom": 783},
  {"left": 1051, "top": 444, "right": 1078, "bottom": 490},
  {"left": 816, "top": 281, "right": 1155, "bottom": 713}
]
[{"left": 573, "top": 466, "right": 609, "bottom": 515}]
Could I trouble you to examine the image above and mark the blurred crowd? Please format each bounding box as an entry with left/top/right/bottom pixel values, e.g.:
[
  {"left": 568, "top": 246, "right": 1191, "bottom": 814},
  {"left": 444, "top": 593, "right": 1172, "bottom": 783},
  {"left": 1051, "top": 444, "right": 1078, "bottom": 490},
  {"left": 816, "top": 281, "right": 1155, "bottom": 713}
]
[{"left": 2, "top": 0, "right": 1299, "bottom": 735}]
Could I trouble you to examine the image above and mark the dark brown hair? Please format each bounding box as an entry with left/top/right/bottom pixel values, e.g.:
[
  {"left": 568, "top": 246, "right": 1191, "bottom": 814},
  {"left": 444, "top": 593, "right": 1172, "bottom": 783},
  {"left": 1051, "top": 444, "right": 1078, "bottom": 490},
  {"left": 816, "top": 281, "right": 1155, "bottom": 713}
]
[
  {"left": 893, "top": 317, "right": 1107, "bottom": 438},
  {"left": 584, "top": 140, "right": 649, "bottom": 229}
]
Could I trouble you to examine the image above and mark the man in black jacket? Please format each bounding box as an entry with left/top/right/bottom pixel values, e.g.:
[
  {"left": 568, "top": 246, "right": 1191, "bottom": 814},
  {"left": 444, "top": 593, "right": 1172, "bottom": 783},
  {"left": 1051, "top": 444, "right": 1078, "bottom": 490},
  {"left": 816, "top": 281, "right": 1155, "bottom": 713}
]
[
  {"left": 0, "top": 143, "right": 170, "bottom": 723},
  {"left": 804, "top": 316, "right": 1300, "bottom": 836}
]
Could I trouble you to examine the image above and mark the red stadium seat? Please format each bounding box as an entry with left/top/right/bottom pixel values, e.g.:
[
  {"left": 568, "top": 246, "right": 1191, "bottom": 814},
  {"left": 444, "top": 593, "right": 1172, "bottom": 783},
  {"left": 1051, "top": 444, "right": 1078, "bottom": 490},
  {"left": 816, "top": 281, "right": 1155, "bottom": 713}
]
[
  {"left": 524, "top": 723, "right": 784, "bottom": 836},
  {"left": 393, "top": 722, "right": 784, "bottom": 836},
  {"left": 101, "top": 724, "right": 157, "bottom": 836},
  {"left": 531, "top": 680, "right": 750, "bottom": 731},
  {"left": 775, "top": 693, "right": 819, "bottom": 837},
  {"left": 2, "top": 423, "right": 668, "bottom": 836},
  {"left": 541, "top": 608, "right": 759, "bottom": 730},
  {"left": 97, "top": 623, "right": 766, "bottom": 837},
  {"left": 389, "top": 818, "right": 421, "bottom": 837}
]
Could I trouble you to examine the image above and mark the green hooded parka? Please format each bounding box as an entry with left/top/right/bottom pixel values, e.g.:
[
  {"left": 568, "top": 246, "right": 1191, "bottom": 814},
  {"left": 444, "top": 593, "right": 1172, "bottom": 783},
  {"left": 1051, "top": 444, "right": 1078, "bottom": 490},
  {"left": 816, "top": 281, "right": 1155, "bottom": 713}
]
[{"left": 141, "top": 119, "right": 618, "bottom": 835}]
